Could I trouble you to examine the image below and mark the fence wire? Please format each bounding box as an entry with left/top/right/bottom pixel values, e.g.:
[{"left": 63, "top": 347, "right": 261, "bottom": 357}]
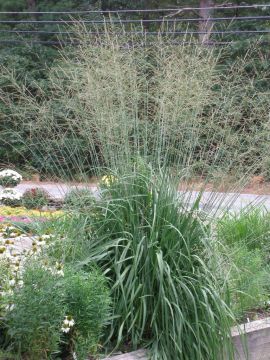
[{"left": 0, "top": 5, "right": 269, "bottom": 47}]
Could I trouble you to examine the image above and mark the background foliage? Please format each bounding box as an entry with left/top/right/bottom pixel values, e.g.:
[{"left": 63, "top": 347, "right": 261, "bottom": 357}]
[{"left": 0, "top": 0, "right": 269, "bottom": 179}]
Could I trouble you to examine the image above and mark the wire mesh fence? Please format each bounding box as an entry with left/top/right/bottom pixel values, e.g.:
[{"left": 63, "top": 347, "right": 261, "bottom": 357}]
[{"left": 0, "top": 4, "right": 269, "bottom": 46}]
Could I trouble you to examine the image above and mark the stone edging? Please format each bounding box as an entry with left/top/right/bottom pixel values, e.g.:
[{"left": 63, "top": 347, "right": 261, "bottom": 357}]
[
  {"left": 232, "top": 317, "right": 270, "bottom": 360},
  {"left": 104, "top": 317, "right": 270, "bottom": 360}
]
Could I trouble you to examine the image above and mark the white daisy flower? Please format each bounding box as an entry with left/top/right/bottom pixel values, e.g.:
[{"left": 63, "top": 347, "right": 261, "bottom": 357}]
[
  {"left": 56, "top": 269, "right": 64, "bottom": 277},
  {"left": 9, "top": 232, "right": 18, "bottom": 238},
  {"left": 17, "top": 280, "right": 24, "bottom": 288},
  {"left": 61, "top": 324, "right": 71, "bottom": 333},
  {"left": 41, "top": 234, "right": 52, "bottom": 240},
  {"left": 64, "top": 315, "right": 75, "bottom": 327},
  {"left": 36, "top": 237, "right": 47, "bottom": 247},
  {"left": 0, "top": 169, "right": 22, "bottom": 180},
  {"left": 5, "top": 303, "right": 15, "bottom": 311},
  {"left": 9, "top": 279, "right": 16, "bottom": 287},
  {"left": 4, "top": 239, "right": 14, "bottom": 245},
  {"left": 30, "top": 244, "right": 41, "bottom": 255},
  {"left": 54, "top": 262, "right": 64, "bottom": 276},
  {"left": 0, "top": 188, "right": 22, "bottom": 201}
]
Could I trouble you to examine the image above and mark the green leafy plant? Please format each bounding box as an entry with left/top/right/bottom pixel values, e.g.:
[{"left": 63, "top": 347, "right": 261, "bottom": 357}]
[
  {"left": 22, "top": 188, "right": 50, "bottom": 209},
  {"left": 63, "top": 267, "right": 111, "bottom": 358},
  {"left": 225, "top": 244, "right": 270, "bottom": 318},
  {"left": 3, "top": 264, "right": 110, "bottom": 360},
  {"left": 64, "top": 188, "right": 96, "bottom": 211},
  {"left": 217, "top": 208, "right": 270, "bottom": 251},
  {"left": 216, "top": 209, "right": 270, "bottom": 319},
  {"left": 4, "top": 265, "right": 66, "bottom": 359},
  {"left": 0, "top": 259, "right": 12, "bottom": 318}
]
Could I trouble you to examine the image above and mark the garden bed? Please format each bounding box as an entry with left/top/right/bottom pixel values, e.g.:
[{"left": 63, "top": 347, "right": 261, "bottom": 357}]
[{"left": 2, "top": 170, "right": 270, "bottom": 359}]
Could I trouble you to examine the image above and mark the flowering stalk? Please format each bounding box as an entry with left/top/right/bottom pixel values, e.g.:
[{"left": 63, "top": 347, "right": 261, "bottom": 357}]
[{"left": 61, "top": 315, "right": 75, "bottom": 333}]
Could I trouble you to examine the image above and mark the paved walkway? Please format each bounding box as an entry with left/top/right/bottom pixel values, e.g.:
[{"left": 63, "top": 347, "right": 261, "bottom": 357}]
[
  {"left": 13, "top": 182, "right": 270, "bottom": 213},
  {"left": 15, "top": 182, "right": 96, "bottom": 199}
]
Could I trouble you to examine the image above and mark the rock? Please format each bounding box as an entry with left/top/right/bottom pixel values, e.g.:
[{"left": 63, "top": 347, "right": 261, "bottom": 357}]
[
  {"left": 31, "top": 174, "right": 40, "bottom": 182},
  {"left": 250, "top": 176, "right": 264, "bottom": 186}
]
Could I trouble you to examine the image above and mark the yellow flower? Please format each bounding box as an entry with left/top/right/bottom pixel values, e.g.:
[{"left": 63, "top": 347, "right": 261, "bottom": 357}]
[
  {"left": 100, "top": 175, "right": 117, "bottom": 187},
  {"left": 0, "top": 206, "right": 64, "bottom": 218}
]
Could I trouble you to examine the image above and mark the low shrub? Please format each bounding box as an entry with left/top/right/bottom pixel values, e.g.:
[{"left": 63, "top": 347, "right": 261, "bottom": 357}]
[
  {"left": 217, "top": 208, "right": 270, "bottom": 252},
  {"left": 3, "top": 265, "right": 65, "bottom": 359},
  {"left": 64, "top": 188, "right": 96, "bottom": 211},
  {"left": 225, "top": 244, "right": 270, "bottom": 318},
  {"left": 0, "top": 170, "right": 22, "bottom": 188},
  {"left": 0, "top": 188, "right": 22, "bottom": 207},
  {"left": 217, "top": 209, "right": 270, "bottom": 319},
  {"left": 3, "top": 264, "right": 110, "bottom": 360},
  {"left": 21, "top": 188, "right": 50, "bottom": 209},
  {"left": 63, "top": 268, "right": 111, "bottom": 357}
]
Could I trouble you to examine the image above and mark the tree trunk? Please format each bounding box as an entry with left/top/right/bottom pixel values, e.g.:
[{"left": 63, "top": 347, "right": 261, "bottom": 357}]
[{"left": 198, "top": 0, "right": 214, "bottom": 44}]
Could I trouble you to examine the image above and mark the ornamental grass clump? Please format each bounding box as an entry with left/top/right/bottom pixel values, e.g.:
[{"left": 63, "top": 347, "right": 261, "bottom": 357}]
[
  {"left": 81, "top": 169, "right": 235, "bottom": 360},
  {"left": 5, "top": 27, "right": 268, "bottom": 182},
  {"left": 1, "top": 26, "right": 264, "bottom": 359}
]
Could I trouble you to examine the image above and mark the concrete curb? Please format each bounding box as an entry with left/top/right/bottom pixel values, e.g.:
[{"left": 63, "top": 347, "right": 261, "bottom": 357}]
[{"left": 232, "top": 317, "right": 270, "bottom": 360}]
